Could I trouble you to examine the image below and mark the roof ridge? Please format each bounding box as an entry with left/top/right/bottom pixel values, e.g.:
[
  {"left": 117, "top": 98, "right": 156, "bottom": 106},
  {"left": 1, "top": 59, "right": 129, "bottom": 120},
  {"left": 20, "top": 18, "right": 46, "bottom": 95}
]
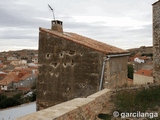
[{"left": 39, "top": 27, "right": 129, "bottom": 55}]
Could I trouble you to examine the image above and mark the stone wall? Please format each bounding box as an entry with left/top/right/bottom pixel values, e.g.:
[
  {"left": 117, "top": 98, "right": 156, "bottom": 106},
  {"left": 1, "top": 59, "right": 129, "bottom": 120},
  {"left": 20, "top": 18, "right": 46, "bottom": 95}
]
[
  {"left": 104, "top": 56, "right": 128, "bottom": 89},
  {"left": 37, "top": 29, "right": 128, "bottom": 110},
  {"left": 153, "top": 0, "right": 160, "bottom": 83},
  {"left": 17, "top": 89, "right": 112, "bottom": 120},
  {"left": 17, "top": 85, "right": 160, "bottom": 120},
  {"left": 37, "top": 31, "right": 105, "bottom": 110}
]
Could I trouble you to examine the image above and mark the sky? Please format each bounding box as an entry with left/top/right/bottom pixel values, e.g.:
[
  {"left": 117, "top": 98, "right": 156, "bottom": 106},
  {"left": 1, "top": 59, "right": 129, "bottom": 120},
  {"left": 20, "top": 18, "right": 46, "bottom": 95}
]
[{"left": 0, "top": 0, "right": 157, "bottom": 52}]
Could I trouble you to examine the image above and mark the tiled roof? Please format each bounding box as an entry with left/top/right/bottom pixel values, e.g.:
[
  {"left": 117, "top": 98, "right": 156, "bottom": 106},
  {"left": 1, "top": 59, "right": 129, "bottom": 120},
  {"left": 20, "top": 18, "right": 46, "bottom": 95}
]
[
  {"left": 39, "top": 28, "right": 129, "bottom": 54},
  {"left": 140, "top": 56, "right": 149, "bottom": 60},
  {"left": 13, "top": 67, "right": 32, "bottom": 73},
  {"left": 14, "top": 72, "right": 32, "bottom": 82},
  {"left": 0, "top": 64, "right": 3, "bottom": 68},
  {"left": 20, "top": 73, "right": 32, "bottom": 80},
  {"left": 0, "top": 70, "right": 33, "bottom": 85},
  {"left": 0, "top": 72, "right": 17, "bottom": 85},
  {"left": 135, "top": 69, "right": 153, "bottom": 77},
  {"left": 18, "top": 87, "right": 30, "bottom": 91}
]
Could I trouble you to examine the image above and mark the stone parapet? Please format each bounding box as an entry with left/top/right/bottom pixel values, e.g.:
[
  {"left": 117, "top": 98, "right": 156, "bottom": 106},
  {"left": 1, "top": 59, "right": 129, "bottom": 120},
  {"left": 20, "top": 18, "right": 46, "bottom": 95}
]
[{"left": 17, "top": 89, "right": 111, "bottom": 120}]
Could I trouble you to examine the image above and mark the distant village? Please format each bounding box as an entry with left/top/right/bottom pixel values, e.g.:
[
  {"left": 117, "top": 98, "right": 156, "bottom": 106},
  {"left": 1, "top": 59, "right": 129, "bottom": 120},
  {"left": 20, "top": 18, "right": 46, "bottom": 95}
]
[
  {"left": 127, "top": 46, "right": 153, "bottom": 85},
  {"left": 0, "top": 49, "right": 38, "bottom": 93},
  {"left": 0, "top": 46, "right": 153, "bottom": 94}
]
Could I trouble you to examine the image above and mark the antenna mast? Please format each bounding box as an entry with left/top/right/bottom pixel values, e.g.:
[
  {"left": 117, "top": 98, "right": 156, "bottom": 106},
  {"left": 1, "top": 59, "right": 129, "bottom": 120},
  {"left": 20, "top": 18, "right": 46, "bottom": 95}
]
[{"left": 48, "top": 4, "right": 55, "bottom": 20}]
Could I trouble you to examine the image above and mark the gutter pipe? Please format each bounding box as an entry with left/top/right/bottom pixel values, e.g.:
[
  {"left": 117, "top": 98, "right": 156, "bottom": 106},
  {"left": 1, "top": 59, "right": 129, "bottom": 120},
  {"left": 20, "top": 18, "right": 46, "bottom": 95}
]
[{"left": 99, "top": 53, "right": 131, "bottom": 91}]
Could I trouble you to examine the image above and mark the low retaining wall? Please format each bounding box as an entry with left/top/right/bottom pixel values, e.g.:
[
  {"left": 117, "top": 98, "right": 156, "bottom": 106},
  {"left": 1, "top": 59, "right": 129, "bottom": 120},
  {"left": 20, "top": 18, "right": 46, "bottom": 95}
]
[
  {"left": 17, "top": 84, "right": 160, "bottom": 120},
  {"left": 17, "top": 89, "right": 112, "bottom": 120}
]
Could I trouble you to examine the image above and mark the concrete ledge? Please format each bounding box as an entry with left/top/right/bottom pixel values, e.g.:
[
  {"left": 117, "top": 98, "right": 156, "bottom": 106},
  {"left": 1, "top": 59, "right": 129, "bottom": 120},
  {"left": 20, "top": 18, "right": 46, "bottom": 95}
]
[{"left": 17, "top": 89, "right": 111, "bottom": 120}]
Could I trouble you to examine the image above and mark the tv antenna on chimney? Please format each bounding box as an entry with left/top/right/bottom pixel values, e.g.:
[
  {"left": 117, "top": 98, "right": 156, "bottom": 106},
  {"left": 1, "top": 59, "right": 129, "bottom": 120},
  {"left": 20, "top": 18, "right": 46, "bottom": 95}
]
[{"left": 48, "top": 4, "right": 55, "bottom": 20}]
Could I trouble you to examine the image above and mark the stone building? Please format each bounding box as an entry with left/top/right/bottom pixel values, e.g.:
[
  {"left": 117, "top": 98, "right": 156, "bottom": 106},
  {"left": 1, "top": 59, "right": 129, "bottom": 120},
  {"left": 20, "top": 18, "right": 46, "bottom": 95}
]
[
  {"left": 37, "top": 20, "right": 130, "bottom": 110},
  {"left": 153, "top": 0, "right": 160, "bottom": 83}
]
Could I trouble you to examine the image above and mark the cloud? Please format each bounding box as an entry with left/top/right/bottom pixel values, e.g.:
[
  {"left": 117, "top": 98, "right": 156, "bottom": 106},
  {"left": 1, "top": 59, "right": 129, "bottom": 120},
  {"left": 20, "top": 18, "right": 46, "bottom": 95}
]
[{"left": 0, "top": 0, "right": 156, "bottom": 52}]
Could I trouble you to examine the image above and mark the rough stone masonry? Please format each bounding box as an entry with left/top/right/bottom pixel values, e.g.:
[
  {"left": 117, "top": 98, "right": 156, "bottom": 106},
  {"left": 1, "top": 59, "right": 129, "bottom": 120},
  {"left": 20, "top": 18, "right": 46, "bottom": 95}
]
[
  {"left": 37, "top": 20, "right": 129, "bottom": 110},
  {"left": 153, "top": 0, "right": 160, "bottom": 84}
]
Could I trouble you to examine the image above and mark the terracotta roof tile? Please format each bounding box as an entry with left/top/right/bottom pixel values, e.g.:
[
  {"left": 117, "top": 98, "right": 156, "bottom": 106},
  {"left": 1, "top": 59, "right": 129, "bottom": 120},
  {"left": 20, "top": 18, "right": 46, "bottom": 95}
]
[
  {"left": 0, "top": 64, "right": 3, "bottom": 68},
  {"left": 14, "top": 73, "right": 32, "bottom": 82},
  {"left": 135, "top": 69, "right": 153, "bottom": 77},
  {"left": 0, "top": 72, "right": 17, "bottom": 85},
  {"left": 18, "top": 87, "right": 30, "bottom": 91},
  {"left": 20, "top": 73, "right": 32, "bottom": 80},
  {"left": 140, "top": 56, "right": 149, "bottom": 60},
  {"left": 39, "top": 28, "right": 129, "bottom": 55}
]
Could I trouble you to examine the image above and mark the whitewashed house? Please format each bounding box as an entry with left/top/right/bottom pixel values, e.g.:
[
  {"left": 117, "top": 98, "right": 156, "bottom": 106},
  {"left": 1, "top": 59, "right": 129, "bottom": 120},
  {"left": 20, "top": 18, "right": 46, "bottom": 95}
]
[
  {"left": 134, "top": 57, "right": 145, "bottom": 63},
  {"left": 7, "top": 56, "right": 18, "bottom": 61}
]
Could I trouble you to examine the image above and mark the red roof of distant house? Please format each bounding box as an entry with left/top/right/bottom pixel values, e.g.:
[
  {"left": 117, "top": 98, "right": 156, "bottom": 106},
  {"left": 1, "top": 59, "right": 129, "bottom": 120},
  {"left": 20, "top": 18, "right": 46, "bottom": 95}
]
[
  {"left": 0, "top": 72, "right": 17, "bottom": 85},
  {"left": 0, "top": 70, "right": 34, "bottom": 85},
  {"left": 32, "top": 56, "right": 38, "bottom": 59},
  {"left": 135, "top": 69, "right": 153, "bottom": 77},
  {"left": 18, "top": 87, "right": 30, "bottom": 91},
  {"left": 0, "top": 57, "right": 5, "bottom": 61},
  {"left": 20, "top": 73, "right": 32, "bottom": 80},
  {"left": 14, "top": 72, "right": 32, "bottom": 82},
  {"left": 129, "top": 56, "right": 137, "bottom": 62},
  {"left": 40, "top": 28, "right": 130, "bottom": 55},
  {"left": 0, "top": 71, "right": 7, "bottom": 77},
  {"left": 0, "top": 64, "right": 3, "bottom": 68},
  {"left": 13, "top": 67, "right": 32, "bottom": 73},
  {"left": 140, "top": 56, "right": 149, "bottom": 60},
  {"left": 134, "top": 52, "right": 142, "bottom": 57}
]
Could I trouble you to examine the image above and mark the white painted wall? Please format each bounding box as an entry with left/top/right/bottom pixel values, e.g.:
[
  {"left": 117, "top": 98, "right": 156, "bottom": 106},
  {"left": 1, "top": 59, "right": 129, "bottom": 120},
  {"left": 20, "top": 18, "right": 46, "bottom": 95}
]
[
  {"left": 0, "top": 102, "right": 36, "bottom": 120},
  {"left": 134, "top": 57, "right": 144, "bottom": 63},
  {"left": 133, "top": 74, "right": 153, "bottom": 85}
]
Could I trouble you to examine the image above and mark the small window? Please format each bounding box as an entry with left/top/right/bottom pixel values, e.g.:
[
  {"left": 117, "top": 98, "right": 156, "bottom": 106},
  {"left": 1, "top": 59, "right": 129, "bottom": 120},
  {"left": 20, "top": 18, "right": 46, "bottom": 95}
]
[
  {"left": 68, "top": 50, "right": 75, "bottom": 56},
  {"left": 46, "top": 53, "right": 50, "bottom": 58},
  {"left": 147, "top": 82, "right": 150, "bottom": 85},
  {"left": 71, "top": 59, "right": 74, "bottom": 65},
  {"left": 51, "top": 62, "right": 58, "bottom": 67}
]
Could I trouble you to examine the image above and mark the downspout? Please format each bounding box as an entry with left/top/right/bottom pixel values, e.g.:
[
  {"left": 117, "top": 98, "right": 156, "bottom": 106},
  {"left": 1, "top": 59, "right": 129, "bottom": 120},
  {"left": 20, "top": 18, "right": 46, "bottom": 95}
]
[
  {"left": 99, "top": 53, "right": 131, "bottom": 91},
  {"left": 99, "top": 57, "right": 110, "bottom": 91}
]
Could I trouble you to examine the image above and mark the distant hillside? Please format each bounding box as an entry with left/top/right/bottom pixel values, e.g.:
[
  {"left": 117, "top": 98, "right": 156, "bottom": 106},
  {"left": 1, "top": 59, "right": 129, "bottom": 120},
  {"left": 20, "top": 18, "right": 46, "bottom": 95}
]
[
  {"left": 0, "top": 49, "right": 38, "bottom": 57},
  {"left": 127, "top": 46, "right": 153, "bottom": 56}
]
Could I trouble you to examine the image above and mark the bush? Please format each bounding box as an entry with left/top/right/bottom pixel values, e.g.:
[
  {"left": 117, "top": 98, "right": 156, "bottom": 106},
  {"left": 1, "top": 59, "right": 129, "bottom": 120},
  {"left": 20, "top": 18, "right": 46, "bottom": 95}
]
[
  {"left": 0, "top": 94, "right": 7, "bottom": 102},
  {"left": 98, "top": 113, "right": 112, "bottom": 120},
  {"left": 0, "top": 97, "right": 20, "bottom": 109},
  {"left": 0, "top": 92, "right": 36, "bottom": 109},
  {"left": 114, "top": 86, "right": 160, "bottom": 113}
]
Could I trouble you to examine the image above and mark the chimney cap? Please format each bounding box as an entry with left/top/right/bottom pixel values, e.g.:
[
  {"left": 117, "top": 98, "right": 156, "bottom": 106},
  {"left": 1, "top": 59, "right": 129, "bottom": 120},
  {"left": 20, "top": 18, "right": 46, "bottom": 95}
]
[
  {"left": 51, "top": 20, "right": 63, "bottom": 33},
  {"left": 51, "top": 20, "right": 63, "bottom": 25}
]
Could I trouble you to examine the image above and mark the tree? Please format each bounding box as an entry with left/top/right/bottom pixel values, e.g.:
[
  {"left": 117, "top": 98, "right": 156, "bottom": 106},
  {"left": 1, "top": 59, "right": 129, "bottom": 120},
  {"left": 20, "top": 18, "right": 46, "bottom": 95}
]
[
  {"left": 0, "top": 97, "right": 20, "bottom": 109},
  {"left": 127, "top": 64, "right": 134, "bottom": 79}
]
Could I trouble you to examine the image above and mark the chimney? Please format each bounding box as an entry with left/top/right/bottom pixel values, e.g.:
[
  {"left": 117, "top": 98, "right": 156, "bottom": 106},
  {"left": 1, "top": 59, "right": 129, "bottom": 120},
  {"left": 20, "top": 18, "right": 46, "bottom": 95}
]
[{"left": 51, "top": 20, "right": 63, "bottom": 33}]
